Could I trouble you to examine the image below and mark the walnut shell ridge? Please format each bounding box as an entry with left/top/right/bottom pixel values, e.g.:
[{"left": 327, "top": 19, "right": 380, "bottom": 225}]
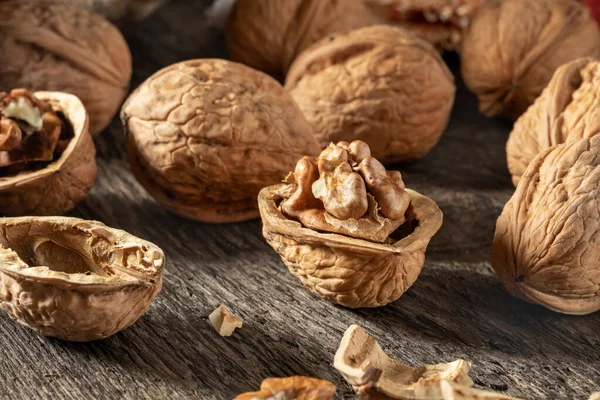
[
  {"left": 507, "top": 58, "right": 600, "bottom": 186},
  {"left": 285, "top": 25, "right": 456, "bottom": 164},
  {"left": 461, "top": 0, "right": 600, "bottom": 121},
  {"left": 0, "top": 91, "right": 97, "bottom": 216},
  {"left": 259, "top": 184, "right": 443, "bottom": 308},
  {"left": 492, "top": 136, "right": 600, "bottom": 315},
  {"left": 0, "top": 217, "right": 165, "bottom": 341},
  {"left": 226, "top": 0, "right": 375, "bottom": 80},
  {"left": 0, "top": 0, "right": 132, "bottom": 134},
  {"left": 122, "top": 59, "right": 320, "bottom": 223}
]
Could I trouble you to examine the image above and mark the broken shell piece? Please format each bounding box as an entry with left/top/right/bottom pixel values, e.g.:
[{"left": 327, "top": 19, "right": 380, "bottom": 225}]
[
  {"left": 0, "top": 217, "right": 165, "bottom": 341},
  {"left": 334, "top": 325, "right": 473, "bottom": 399},
  {"left": 440, "top": 381, "right": 522, "bottom": 400},
  {"left": 234, "top": 376, "right": 336, "bottom": 400},
  {"left": 589, "top": 393, "right": 600, "bottom": 400},
  {"left": 209, "top": 304, "right": 243, "bottom": 337}
]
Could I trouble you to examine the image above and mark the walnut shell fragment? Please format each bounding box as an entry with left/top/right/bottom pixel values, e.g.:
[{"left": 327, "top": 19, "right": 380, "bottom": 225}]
[
  {"left": 439, "top": 381, "right": 522, "bottom": 400},
  {"left": 334, "top": 325, "right": 473, "bottom": 399},
  {"left": 122, "top": 59, "right": 319, "bottom": 223},
  {"left": 492, "top": 136, "right": 600, "bottom": 315},
  {"left": 235, "top": 376, "right": 336, "bottom": 400},
  {"left": 0, "top": 217, "right": 165, "bottom": 341},
  {"left": 208, "top": 304, "right": 243, "bottom": 337},
  {"left": 0, "top": 91, "right": 96, "bottom": 216},
  {"left": 286, "top": 25, "right": 455, "bottom": 164},
  {"left": 259, "top": 141, "right": 442, "bottom": 308},
  {"left": 227, "top": 0, "right": 375, "bottom": 80},
  {"left": 365, "top": 0, "right": 484, "bottom": 51},
  {"left": 507, "top": 58, "right": 600, "bottom": 186},
  {"left": 590, "top": 393, "right": 600, "bottom": 400},
  {"left": 461, "top": 0, "right": 600, "bottom": 121},
  {"left": 65, "top": 0, "right": 167, "bottom": 21},
  {"left": 0, "top": 0, "right": 132, "bottom": 134}
]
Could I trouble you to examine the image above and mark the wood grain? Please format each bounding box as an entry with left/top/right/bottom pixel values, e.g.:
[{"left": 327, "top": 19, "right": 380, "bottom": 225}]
[{"left": 0, "top": 1, "right": 599, "bottom": 399}]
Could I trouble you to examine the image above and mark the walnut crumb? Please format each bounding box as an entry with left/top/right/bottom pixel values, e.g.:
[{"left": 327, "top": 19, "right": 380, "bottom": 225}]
[{"left": 209, "top": 304, "right": 243, "bottom": 337}]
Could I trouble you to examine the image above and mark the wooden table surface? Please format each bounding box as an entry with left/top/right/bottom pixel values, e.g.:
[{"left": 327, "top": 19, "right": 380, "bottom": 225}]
[{"left": 1, "top": 2, "right": 599, "bottom": 399}]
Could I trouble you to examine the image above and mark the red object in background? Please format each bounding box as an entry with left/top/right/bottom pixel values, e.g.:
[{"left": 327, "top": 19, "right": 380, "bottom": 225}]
[{"left": 583, "top": 0, "right": 600, "bottom": 25}]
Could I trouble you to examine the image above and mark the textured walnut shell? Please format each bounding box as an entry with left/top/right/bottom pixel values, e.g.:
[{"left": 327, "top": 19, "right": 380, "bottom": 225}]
[
  {"left": 122, "top": 59, "right": 320, "bottom": 223},
  {"left": 507, "top": 58, "right": 600, "bottom": 186},
  {"left": 226, "top": 0, "right": 375, "bottom": 80},
  {"left": 439, "top": 381, "right": 522, "bottom": 400},
  {"left": 461, "top": 0, "right": 600, "bottom": 121},
  {"left": 492, "top": 136, "right": 600, "bottom": 315},
  {"left": 259, "top": 184, "right": 443, "bottom": 308},
  {"left": 65, "top": 0, "right": 167, "bottom": 21},
  {"left": 0, "top": 0, "right": 132, "bottom": 134},
  {"left": 0, "top": 217, "right": 165, "bottom": 341},
  {"left": 235, "top": 376, "right": 336, "bottom": 400},
  {"left": 334, "top": 325, "right": 473, "bottom": 399},
  {"left": 285, "top": 25, "right": 455, "bottom": 164},
  {"left": 0, "top": 91, "right": 97, "bottom": 216}
]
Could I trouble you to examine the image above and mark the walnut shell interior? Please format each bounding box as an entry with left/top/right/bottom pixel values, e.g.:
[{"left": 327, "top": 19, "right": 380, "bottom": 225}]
[
  {"left": 0, "top": 91, "right": 96, "bottom": 216},
  {"left": 259, "top": 183, "right": 442, "bottom": 308},
  {"left": 334, "top": 325, "right": 473, "bottom": 399},
  {"left": 0, "top": 217, "right": 165, "bottom": 341}
]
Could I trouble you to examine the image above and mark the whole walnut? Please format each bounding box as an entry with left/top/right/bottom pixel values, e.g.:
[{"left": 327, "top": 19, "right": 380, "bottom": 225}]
[
  {"left": 461, "top": 0, "right": 600, "bottom": 121},
  {"left": 0, "top": 0, "right": 132, "bottom": 135},
  {"left": 507, "top": 58, "right": 600, "bottom": 186},
  {"left": 259, "top": 141, "right": 443, "bottom": 308},
  {"left": 0, "top": 90, "right": 96, "bottom": 216},
  {"left": 65, "top": 0, "right": 167, "bottom": 21},
  {"left": 285, "top": 25, "right": 455, "bottom": 164},
  {"left": 122, "top": 59, "right": 320, "bottom": 223},
  {"left": 226, "top": 0, "right": 375, "bottom": 80},
  {"left": 492, "top": 136, "right": 600, "bottom": 315}
]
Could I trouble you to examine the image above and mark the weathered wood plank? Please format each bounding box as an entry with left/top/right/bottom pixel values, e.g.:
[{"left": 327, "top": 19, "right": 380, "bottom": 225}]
[{"left": 0, "top": 2, "right": 598, "bottom": 399}]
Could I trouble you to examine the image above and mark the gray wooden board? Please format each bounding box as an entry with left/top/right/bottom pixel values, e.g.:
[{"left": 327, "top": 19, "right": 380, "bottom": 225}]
[{"left": 0, "top": 1, "right": 599, "bottom": 399}]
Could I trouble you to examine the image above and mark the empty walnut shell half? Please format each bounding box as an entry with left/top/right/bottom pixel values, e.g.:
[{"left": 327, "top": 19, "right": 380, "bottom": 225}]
[
  {"left": 492, "top": 136, "right": 600, "bottom": 315},
  {"left": 227, "top": 0, "right": 375, "bottom": 80},
  {"left": 507, "top": 58, "right": 600, "bottom": 186},
  {"left": 334, "top": 325, "right": 473, "bottom": 399},
  {"left": 461, "top": 0, "right": 600, "bottom": 121},
  {"left": 259, "top": 141, "right": 442, "bottom": 308},
  {"left": 439, "top": 381, "right": 522, "bottom": 400},
  {"left": 0, "top": 217, "right": 165, "bottom": 341},
  {"left": 122, "top": 59, "right": 319, "bottom": 223},
  {"left": 0, "top": 91, "right": 96, "bottom": 216},
  {"left": 235, "top": 376, "right": 336, "bottom": 400},
  {"left": 0, "top": 0, "right": 132, "bottom": 134},
  {"left": 286, "top": 25, "right": 455, "bottom": 164}
]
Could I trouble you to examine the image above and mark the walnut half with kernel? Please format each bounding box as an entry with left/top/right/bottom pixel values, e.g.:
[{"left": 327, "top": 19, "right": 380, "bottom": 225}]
[
  {"left": 0, "top": 217, "right": 165, "bottom": 341},
  {"left": 259, "top": 141, "right": 442, "bottom": 308},
  {"left": 0, "top": 90, "right": 96, "bottom": 216}
]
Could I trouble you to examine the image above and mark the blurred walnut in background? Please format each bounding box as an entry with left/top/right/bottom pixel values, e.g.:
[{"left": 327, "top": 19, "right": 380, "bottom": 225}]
[
  {"left": 65, "top": 0, "right": 167, "bottom": 21},
  {"left": 286, "top": 25, "right": 455, "bottom": 164},
  {"left": 226, "top": 0, "right": 375, "bottom": 80},
  {"left": 507, "top": 58, "right": 600, "bottom": 186},
  {"left": 0, "top": 0, "right": 132, "bottom": 135},
  {"left": 461, "top": 0, "right": 600, "bottom": 121},
  {"left": 365, "top": 0, "right": 484, "bottom": 51}
]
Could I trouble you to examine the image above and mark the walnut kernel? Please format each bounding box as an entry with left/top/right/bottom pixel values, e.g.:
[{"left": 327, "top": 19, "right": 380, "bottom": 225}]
[
  {"left": 235, "top": 376, "right": 336, "bottom": 400},
  {"left": 208, "top": 304, "right": 243, "bottom": 337}
]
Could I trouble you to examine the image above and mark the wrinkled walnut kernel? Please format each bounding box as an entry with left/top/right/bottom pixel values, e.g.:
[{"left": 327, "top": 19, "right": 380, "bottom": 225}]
[
  {"left": 282, "top": 141, "right": 410, "bottom": 243},
  {"left": 235, "top": 376, "right": 336, "bottom": 400}
]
